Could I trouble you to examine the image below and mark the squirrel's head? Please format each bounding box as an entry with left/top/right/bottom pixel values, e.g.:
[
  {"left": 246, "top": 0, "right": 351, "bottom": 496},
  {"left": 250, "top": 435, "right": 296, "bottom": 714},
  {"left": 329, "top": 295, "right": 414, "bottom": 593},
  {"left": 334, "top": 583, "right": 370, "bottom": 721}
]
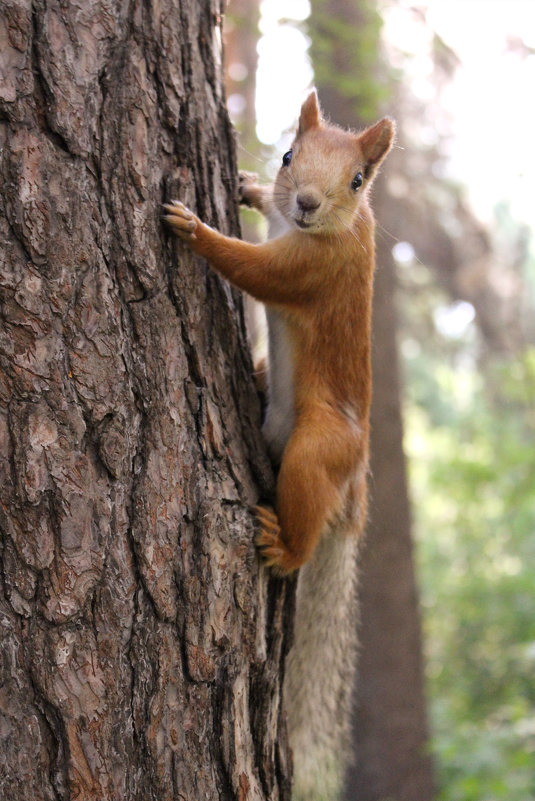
[{"left": 274, "top": 90, "right": 395, "bottom": 235}]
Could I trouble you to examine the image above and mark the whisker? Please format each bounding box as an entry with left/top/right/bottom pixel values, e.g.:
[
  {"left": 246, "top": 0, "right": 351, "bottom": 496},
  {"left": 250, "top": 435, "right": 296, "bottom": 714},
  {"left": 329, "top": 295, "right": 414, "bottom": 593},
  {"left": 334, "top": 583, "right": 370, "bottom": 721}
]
[
  {"left": 329, "top": 202, "right": 358, "bottom": 216},
  {"left": 236, "top": 143, "right": 265, "bottom": 164},
  {"left": 284, "top": 167, "right": 298, "bottom": 190},
  {"left": 330, "top": 210, "right": 368, "bottom": 254},
  {"left": 373, "top": 222, "right": 426, "bottom": 267}
]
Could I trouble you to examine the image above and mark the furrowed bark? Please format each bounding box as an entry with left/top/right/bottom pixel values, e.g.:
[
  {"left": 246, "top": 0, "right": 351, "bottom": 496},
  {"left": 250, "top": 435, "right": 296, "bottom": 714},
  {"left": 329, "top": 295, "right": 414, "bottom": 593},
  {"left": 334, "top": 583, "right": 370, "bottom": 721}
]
[{"left": 0, "top": 2, "right": 293, "bottom": 800}]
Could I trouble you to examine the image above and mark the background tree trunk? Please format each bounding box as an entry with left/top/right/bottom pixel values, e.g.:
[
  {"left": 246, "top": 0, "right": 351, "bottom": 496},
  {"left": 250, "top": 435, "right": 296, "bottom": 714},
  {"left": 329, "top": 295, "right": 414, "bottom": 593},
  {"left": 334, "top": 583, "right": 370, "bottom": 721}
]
[
  {"left": 0, "top": 2, "right": 293, "bottom": 800},
  {"left": 345, "top": 224, "right": 435, "bottom": 801}
]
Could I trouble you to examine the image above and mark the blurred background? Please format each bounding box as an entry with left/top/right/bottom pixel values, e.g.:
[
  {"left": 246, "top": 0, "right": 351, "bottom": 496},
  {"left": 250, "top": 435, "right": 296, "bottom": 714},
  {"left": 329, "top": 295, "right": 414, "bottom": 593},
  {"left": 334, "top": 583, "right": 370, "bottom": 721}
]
[{"left": 223, "top": 1, "right": 535, "bottom": 800}]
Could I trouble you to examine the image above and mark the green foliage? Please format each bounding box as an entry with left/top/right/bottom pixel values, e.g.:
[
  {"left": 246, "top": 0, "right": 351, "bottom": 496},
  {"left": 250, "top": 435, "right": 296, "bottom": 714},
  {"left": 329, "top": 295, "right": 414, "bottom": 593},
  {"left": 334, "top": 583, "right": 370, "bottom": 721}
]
[
  {"left": 308, "top": 0, "right": 393, "bottom": 121},
  {"left": 405, "top": 348, "right": 535, "bottom": 800}
]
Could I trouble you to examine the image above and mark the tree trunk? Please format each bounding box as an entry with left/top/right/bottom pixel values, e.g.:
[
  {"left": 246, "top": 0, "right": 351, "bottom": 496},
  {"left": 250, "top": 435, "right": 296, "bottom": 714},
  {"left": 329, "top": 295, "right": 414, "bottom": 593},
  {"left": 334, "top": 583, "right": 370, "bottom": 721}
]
[
  {"left": 344, "top": 226, "right": 435, "bottom": 801},
  {"left": 0, "top": 2, "right": 293, "bottom": 800},
  {"left": 224, "top": 0, "right": 261, "bottom": 162}
]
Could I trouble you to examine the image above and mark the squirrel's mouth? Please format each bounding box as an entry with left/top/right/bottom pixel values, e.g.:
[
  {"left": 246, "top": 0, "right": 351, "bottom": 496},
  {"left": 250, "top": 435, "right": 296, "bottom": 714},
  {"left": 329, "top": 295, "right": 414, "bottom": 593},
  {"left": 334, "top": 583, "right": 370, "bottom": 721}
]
[{"left": 295, "top": 219, "right": 313, "bottom": 229}]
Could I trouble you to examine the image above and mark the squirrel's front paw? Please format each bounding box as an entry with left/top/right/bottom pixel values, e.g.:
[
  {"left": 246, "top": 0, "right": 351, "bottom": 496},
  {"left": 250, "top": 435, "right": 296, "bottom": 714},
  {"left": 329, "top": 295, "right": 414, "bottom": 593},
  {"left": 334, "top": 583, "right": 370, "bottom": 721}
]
[
  {"left": 163, "top": 200, "right": 197, "bottom": 240},
  {"left": 255, "top": 506, "right": 301, "bottom": 576},
  {"left": 238, "top": 171, "right": 259, "bottom": 207}
]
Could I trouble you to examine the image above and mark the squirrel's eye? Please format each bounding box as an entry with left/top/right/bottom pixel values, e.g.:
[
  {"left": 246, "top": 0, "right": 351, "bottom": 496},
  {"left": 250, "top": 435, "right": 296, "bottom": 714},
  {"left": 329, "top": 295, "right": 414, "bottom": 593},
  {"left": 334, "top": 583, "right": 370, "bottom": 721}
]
[
  {"left": 351, "top": 172, "right": 363, "bottom": 191},
  {"left": 282, "top": 150, "right": 293, "bottom": 167}
]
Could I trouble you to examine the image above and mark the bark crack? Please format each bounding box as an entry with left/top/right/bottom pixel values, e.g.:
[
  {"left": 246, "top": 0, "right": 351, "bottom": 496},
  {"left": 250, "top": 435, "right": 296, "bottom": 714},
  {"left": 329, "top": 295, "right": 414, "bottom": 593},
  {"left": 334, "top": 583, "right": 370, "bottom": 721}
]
[{"left": 30, "top": 2, "right": 74, "bottom": 158}]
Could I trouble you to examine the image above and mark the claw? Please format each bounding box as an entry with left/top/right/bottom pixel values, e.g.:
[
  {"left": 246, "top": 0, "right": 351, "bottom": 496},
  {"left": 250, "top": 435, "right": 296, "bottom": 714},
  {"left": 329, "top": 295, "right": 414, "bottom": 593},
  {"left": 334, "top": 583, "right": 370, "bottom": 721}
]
[
  {"left": 255, "top": 505, "right": 280, "bottom": 533},
  {"left": 254, "top": 505, "right": 299, "bottom": 575},
  {"left": 163, "top": 201, "right": 193, "bottom": 218},
  {"left": 163, "top": 201, "right": 197, "bottom": 239}
]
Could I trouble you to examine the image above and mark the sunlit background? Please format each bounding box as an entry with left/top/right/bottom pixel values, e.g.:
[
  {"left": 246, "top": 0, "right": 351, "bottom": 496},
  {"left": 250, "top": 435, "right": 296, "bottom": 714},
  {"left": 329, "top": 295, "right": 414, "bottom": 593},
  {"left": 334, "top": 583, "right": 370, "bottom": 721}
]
[
  {"left": 225, "top": 1, "right": 535, "bottom": 798},
  {"left": 250, "top": 0, "right": 535, "bottom": 224}
]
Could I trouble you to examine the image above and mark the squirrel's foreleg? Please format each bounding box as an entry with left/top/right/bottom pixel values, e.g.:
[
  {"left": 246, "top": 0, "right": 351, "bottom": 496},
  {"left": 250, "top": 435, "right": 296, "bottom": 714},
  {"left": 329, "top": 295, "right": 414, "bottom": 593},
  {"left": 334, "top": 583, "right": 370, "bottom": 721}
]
[
  {"left": 238, "top": 171, "right": 276, "bottom": 216},
  {"left": 164, "top": 200, "right": 312, "bottom": 306}
]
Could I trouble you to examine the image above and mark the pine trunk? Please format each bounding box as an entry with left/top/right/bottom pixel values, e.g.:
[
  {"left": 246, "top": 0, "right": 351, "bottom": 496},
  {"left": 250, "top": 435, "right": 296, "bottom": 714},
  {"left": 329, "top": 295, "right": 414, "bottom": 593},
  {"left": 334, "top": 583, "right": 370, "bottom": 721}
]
[
  {"left": 0, "top": 2, "right": 293, "bottom": 800},
  {"left": 344, "top": 224, "right": 435, "bottom": 801}
]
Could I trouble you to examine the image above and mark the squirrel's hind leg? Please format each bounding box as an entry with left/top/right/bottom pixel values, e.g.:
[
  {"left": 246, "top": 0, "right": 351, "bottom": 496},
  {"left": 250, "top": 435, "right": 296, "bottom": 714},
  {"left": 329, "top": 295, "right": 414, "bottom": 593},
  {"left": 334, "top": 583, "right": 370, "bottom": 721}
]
[{"left": 257, "top": 415, "right": 359, "bottom": 573}]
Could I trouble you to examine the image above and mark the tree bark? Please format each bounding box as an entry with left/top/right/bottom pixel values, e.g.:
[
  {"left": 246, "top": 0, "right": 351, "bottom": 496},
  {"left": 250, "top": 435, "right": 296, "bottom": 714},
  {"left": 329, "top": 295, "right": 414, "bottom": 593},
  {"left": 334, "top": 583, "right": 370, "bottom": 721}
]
[{"left": 0, "top": 2, "right": 293, "bottom": 800}]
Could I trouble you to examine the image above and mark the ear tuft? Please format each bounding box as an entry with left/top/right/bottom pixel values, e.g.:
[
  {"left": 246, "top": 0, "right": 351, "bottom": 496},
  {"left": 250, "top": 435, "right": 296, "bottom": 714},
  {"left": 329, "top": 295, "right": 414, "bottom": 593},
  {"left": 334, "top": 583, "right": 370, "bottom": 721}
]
[
  {"left": 298, "top": 89, "right": 321, "bottom": 135},
  {"left": 359, "top": 118, "right": 395, "bottom": 172}
]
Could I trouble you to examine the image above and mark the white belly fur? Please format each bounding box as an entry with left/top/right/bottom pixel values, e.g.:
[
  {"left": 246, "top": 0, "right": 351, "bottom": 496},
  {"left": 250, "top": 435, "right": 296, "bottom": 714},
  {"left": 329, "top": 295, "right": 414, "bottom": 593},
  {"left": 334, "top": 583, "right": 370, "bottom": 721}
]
[
  {"left": 263, "top": 308, "right": 295, "bottom": 464},
  {"left": 262, "top": 207, "right": 295, "bottom": 465}
]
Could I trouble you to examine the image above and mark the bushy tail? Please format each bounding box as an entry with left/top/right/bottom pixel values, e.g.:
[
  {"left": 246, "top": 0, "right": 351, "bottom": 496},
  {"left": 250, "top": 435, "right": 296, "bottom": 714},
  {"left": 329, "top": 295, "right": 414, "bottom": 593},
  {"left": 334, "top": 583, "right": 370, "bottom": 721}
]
[{"left": 284, "top": 531, "right": 359, "bottom": 801}]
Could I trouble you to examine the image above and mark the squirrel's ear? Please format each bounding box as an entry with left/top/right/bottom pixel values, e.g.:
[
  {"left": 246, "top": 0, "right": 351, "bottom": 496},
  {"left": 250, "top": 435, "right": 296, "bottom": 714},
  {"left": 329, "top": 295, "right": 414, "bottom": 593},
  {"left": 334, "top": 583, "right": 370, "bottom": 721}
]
[
  {"left": 358, "top": 118, "right": 395, "bottom": 174},
  {"left": 298, "top": 89, "right": 321, "bottom": 135}
]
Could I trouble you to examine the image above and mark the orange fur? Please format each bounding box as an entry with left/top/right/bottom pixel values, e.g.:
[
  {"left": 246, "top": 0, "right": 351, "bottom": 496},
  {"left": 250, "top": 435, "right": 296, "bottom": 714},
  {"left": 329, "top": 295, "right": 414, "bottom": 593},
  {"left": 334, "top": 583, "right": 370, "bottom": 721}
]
[{"left": 164, "top": 91, "right": 394, "bottom": 574}]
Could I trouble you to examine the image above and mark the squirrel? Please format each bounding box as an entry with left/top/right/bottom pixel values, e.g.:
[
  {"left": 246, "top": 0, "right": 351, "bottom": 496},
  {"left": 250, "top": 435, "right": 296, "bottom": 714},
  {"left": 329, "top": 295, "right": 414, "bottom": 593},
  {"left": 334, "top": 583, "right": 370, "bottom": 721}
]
[{"left": 164, "top": 90, "right": 394, "bottom": 800}]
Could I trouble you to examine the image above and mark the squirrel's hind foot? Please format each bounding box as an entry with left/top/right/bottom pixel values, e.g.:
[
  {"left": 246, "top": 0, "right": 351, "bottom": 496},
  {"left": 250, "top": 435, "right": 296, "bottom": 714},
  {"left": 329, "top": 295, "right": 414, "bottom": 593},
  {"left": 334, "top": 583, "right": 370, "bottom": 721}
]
[{"left": 255, "top": 505, "right": 302, "bottom": 576}]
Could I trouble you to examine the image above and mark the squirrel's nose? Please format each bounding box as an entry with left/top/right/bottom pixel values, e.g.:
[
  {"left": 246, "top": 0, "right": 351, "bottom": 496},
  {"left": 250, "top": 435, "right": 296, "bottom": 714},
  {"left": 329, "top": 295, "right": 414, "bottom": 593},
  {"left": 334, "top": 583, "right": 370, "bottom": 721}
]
[{"left": 296, "top": 191, "right": 321, "bottom": 213}]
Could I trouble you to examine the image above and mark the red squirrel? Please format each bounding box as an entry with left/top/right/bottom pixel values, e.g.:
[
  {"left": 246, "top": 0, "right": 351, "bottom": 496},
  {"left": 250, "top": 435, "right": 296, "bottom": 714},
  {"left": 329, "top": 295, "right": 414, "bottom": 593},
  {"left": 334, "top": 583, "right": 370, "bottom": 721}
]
[
  {"left": 166, "top": 90, "right": 394, "bottom": 801},
  {"left": 164, "top": 90, "right": 394, "bottom": 576}
]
